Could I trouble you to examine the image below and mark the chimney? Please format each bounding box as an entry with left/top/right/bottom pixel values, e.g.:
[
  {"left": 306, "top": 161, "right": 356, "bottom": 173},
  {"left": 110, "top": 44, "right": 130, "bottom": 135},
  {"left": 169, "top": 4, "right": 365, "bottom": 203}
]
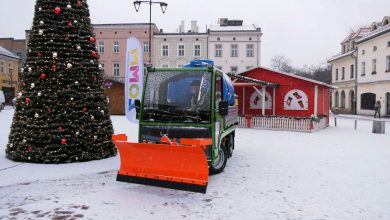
[
  {"left": 179, "top": 20, "right": 185, "bottom": 33},
  {"left": 191, "top": 21, "right": 199, "bottom": 33}
]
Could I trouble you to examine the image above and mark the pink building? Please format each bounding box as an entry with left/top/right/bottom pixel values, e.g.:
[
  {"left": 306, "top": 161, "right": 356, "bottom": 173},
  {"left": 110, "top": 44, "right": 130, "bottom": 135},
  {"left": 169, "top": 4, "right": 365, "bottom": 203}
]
[{"left": 93, "top": 23, "right": 159, "bottom": 81}]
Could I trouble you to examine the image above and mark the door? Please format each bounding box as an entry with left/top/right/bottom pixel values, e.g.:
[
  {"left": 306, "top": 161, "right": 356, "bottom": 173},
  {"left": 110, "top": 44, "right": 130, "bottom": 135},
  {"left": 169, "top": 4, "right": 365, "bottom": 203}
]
[{"left": 387, "top": 93, "right": 390, "bottom": 115}]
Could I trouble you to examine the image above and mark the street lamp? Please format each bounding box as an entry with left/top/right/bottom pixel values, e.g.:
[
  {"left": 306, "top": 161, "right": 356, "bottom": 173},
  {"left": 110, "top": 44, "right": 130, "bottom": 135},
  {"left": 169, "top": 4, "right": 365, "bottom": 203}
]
[{"left": 133, "top": 0, "right": 168, "bottom": 64}]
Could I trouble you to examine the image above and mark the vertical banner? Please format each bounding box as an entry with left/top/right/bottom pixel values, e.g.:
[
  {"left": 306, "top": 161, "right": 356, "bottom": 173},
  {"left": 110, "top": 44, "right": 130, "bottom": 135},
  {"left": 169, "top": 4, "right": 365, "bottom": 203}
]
[{"left": 125, "top": 37, "right": 144, "bottom": 123}]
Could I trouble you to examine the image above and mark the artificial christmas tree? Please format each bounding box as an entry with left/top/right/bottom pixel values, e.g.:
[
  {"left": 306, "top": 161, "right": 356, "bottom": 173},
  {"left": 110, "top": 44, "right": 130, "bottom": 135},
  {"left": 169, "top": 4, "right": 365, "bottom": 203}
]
[{"left": 5, "top": 0, "right": 117, "bottom": 163}]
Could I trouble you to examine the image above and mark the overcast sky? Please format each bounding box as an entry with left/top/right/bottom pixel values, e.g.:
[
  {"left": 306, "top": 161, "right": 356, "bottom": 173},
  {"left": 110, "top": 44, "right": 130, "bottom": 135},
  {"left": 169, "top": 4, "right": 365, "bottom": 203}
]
[{"left": 0, "top": 0, "right": 389, "bottom": 67}]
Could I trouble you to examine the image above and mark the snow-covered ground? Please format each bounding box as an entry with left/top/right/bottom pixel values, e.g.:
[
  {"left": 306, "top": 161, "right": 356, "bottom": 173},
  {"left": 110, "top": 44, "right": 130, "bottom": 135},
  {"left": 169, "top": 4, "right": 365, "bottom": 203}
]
[{"left": 1, "top": 107, "right": 390, "bottom": 219}]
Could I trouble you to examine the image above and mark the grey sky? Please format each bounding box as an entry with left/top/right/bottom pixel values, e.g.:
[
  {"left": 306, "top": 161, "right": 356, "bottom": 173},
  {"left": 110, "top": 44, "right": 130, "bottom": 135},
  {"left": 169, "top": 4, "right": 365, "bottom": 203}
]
[{"left": 0, "top": 0, "right": 389, "bottom": 67}]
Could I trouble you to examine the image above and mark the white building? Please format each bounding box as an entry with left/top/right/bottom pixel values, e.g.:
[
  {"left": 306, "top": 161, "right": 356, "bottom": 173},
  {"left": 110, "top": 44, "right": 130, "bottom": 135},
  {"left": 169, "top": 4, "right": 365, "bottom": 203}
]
[
  {"left": 356, "top": 16, "right": 390, "bottom": 116},
  {"left": 154, "top": 21, "right": 208, "bottom": 68},
  {"left": 328, "top": 27, "right": 370, "bottom": 114},
  {"left": 208, "top": 18, "right": 262, "bottom": 73}
]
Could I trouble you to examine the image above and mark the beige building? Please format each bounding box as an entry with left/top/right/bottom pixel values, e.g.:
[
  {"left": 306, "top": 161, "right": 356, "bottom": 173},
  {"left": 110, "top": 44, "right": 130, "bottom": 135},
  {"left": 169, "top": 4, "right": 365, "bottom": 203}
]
[
  {"left": 356, "top": 16, "right": 390, "bottom": 116},
  {"left": 328, "top": 28, "right": 370, "bottom": 114},
  {"left": 92, "top": 23, "right": 159, "bottom": 81},
  {"left": 0, "top": 47, "right": 20, "bottom": 104},
  {"left": 154, "top": 21, "right": 208, "bottom": 67}
]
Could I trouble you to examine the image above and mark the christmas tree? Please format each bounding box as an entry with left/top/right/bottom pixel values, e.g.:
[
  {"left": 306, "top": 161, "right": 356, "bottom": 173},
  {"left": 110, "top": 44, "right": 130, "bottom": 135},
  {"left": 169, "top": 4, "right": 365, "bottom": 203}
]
[{"left": 5, "top": 0, "right": 117, "bottom": 163}]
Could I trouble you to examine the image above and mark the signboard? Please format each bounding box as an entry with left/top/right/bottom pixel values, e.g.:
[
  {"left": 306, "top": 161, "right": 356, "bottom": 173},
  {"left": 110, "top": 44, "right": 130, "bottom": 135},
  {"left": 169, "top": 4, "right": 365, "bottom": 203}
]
[{"left": 125, "top": 37, "right": 144, "bottom": 123}]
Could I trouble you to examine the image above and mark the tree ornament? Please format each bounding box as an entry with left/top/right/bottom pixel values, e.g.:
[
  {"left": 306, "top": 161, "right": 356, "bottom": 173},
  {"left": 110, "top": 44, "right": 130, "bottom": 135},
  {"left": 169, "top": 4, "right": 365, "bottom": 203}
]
[
  {"left": 75, "top": 81, "right": 79, "bottom": 85},
  {"left": 40, "top": 73, "right": 46, "bottom": 79},
  {"left": 68, "top": 22, "right": 73, "bottom": 27},
  {"left": 18, "top": 92, "right": 22, "bottom": 98},
  {"left": 28, "top": 146, "right": 33, "bottom": 152},
  {"left": 22, "top": 139, "right": 26, "bottom": 143},
  {"left": 28, "top": 67, "right": 32, "bottom": 72},
  {"left": 70, "top": 97, "right": 74, "bottom": 101},
  {"left": 100, "top": 110, "right": 104, "bottom": 114},
  {"left": 34, "top": 113, "right": 39, "bottom": 118},
  {"left": 54, "top": 7, "right": 61, "bottom": 15},
  {"left": 30, "top": 83, "right": 35, "bottom": 89},
  {"left": 98, "top": 64, "right": 103, "bottom": 69},
  {"left": 21, "top": 68, "right": 24, "bottom": 73},
  {"left": 67, "top": 4, "right": 72, "bottom": 9},
  {"left": 74, "top": 20, "right": 78, "bottom": 24},
  {"left": 92, "top": 76, "right": 97, "bottom": 81},
  {"left": 67, "top": 63, "right": 73, "bottom": 69},
  {"left": 25, "top": 98, "right": 30, "bottom": 104},
  {"left": 39, "top": 21, "right": 44, "bottom": 25},
  {"left": 83, "top": 107, "right": 88, "bottom": 112},
  {"left": 89, "top": 37, "right": 95, "bottom": 43},
  {"left": 76, "top": 131, "right": 80, "bottom": 136},
  {"left": 77, "top": 1, "right": 81, "bottom": 6},
  {"left": 53, "top": 52, "right": 58, "bottom": 58},
  {"left": 58, "top": 127, "right": 63, "bottom": 132},
  {"left": 38, "top": 7, "right": 42, "bottom": 11},
  {"left": 51, "top": 64, "right": 57, "bottom": 70},
  {"left": 48, "top": 107, "right": 51, "bottom": 112},
  {"left": 91, "top": 51, "right": 97, "bottom": 57},
  {"left": 38, "top": 30, "right": 43, "bottom": 35},
  {"left": 91, "top": 115, "right": 95, "bottom": 120},
  {"left": 37, "top": 92, "right": 42, "bottom": 97},
  {"left": 77, "top": 45, "right": 81, "bottom": 50},
  {"left": 94, "top": 135, "right": 97, "bottom": 140},
  {"left": 28, "top": 157, "right": 31, "bottom": 160},
  {"left": 61, "top": 139, "right": 67, "bottom": 145}
]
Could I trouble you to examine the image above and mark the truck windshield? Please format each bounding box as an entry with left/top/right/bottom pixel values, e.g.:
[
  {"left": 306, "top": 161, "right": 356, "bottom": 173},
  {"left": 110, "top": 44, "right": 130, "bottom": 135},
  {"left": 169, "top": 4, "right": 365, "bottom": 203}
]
[{"left": 142, "top": 71, "right": 211, "bottom": 123}]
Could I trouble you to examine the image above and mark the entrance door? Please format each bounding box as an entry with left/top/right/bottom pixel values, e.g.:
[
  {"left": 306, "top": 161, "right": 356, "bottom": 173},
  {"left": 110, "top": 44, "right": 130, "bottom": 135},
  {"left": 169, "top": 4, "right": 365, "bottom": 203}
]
[{"left": 387, "top": 93, "right": 390, "bottom": 116}]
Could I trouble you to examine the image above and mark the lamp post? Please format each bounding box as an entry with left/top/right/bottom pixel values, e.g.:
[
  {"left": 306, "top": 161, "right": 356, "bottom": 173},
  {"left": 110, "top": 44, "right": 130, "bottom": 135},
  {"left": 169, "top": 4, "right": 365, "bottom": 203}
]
[{"left": 133, "top": 0, "right": 168, "bottom": 64}]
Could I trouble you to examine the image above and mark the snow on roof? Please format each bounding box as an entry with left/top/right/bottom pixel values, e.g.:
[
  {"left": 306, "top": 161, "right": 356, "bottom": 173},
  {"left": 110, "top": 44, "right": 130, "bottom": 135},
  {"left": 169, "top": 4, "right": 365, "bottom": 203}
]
[
  {"left": 328, "top": 49, "right": 355, "bottom": 62},
  {"left": 208, "top": 24, "right": 260, "bottom": 32},
  {"left": 0, "top": 46, "right": 20, "bottom": 60},
  {"left": 356, "top": 23, "right": 390, "bottom": 44},
  {"left": 238, "top": 66, "right": 336, "bottom": 89}
]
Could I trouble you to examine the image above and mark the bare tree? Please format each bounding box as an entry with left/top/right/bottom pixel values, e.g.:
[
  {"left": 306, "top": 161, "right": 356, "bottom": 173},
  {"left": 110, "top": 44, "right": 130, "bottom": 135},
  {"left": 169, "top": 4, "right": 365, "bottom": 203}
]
[{"left": 270, "top": 55, "right": 293, "bottom": 73}]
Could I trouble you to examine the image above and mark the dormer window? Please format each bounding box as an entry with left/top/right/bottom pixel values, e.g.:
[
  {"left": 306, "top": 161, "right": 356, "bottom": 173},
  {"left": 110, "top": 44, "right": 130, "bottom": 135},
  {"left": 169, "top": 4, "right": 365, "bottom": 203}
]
[
  {"left": 382, "top": 17, "right": 390, "bottom": 26},
  {"left": 362, "top": 50, "right": 365, "bottom": 55},
  {"left": 373, "top": 46, "right": 377, "bottom": 52},
  {"left": 371, "top": 22, "right": 378, "bottom": 31}
]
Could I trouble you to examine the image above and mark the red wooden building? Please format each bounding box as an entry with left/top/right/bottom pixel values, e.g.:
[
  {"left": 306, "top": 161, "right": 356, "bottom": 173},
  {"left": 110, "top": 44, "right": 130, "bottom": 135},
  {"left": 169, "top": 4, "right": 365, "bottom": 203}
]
[{"left": 231, "top": 67, "right": 335, "bottom": 132}]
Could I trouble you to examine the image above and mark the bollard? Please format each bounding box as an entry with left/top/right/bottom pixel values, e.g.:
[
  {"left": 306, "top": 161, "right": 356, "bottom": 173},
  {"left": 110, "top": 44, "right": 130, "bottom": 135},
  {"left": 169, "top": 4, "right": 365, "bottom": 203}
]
[
  {"left": 372, "top": 121, "right": 385, "bottom": 134},
  {"left": 354, "top": 120, "right": 357, "bottom": 130},
  {"left": 334, "top": 117, "right": 337, "bottom": 127}
]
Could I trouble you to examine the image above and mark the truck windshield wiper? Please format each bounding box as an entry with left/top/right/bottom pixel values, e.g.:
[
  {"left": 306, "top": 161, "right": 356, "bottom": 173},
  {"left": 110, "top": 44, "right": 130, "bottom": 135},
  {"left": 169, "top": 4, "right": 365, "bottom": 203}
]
[{"left": 143, "top": 109, "right": 201, "bottom": 122}]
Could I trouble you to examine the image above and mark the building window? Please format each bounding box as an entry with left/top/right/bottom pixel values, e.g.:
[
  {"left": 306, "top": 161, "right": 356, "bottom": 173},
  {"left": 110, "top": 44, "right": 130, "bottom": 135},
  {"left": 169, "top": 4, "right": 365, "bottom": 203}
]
[
  {"left": 113, "top": 63, "right": 120, "bottom": 77},
  {"left": 341, "top": 91, "right": 346, "bottom": 108},
  {"left": 162, "top": 45, "right": 169, "bottom": 57},
  {"left": 215, "top": 44, "right": 222, "bottom": 57},
  {"left": 246, "top": 66, "right": 254, "bottom": 70},
  {"left": 246, "top": 44, "right": 254, "bottom": 57},
  {"left": 231, "top": 66, "right": 238, "bottom": 73},
  {"left": 178, "top": 45, "right": 185, "bottom": 56},
  {"left": 388, "top": 41, "right": 390, "bottom": 47},
  {"left": 372, "top": 59, "right": 377, "bottom": 74},
  {"left": 373, "top": 46, "right": 377, "bottom": 52},
  {"left": 143, "top": 41, "right": 149, "bottom": 53},
  {"left": 362, "top": 50, "right": 365, "bottom": 55},
  {"left": 231, "top": 44, "right": 238, "bottom": 57},
  {"left": 8, "top": 63, "right": 13, "bottom": 76},
  {"left": 98, "top": 42, "right": 105, "bottom": 53},
  {"left": 350, "top": 64, "right": 354, "bottom": 78},
  {"left": 361, "top": 93, "right": 376, "bottom": 110},
  {"left": 113, "top": 41, "right": 120, "bottom": 53},
  {"left": 162, "top": 64, "right": 169, "bottom": 68},
  {"left": 334, "top": 91, "right": 339, "bottom": 107},
  {"left": 386, "top": 56, "right": 390, "bottom": 72},
  {"left": 0, "top": 62, "right": 4, "bottom": 75},
  {"left": 16, "top": 52, "right": 22, "bottom": 58},
  {"left": 361, "top": 62, "right": 366, "bottom": 76},
  {"left": 194, "top": 44, "right": 201, "bottom": 57},
  {"left": 335, "top": 68, "right": 339, "bottom": 80},
  {"left": 101, "top": 63, "right": 105, "bottom": 73},
  {"left": 341, "top": 67, "right": 345, "bottom": 80}
]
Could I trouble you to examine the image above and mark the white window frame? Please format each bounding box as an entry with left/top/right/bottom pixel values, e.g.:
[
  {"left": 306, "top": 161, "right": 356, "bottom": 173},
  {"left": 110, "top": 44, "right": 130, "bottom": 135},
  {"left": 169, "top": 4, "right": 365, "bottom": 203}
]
[
  {"left": 231, "top": 44, "right": 238, "bottom": 57},
  {"left": 0, "top": 62, "right": 4, "bottom": 75},
  {"left": 98, "top": 41, "right": 105, "bottom": 53},
  {"left": 178, "top": 44, "right": 185, "bottom": 57},
  {"left": 162, "top": 64, "right": 169, "bottom": 68},
  {"left": 231, "top": 66, "right": 238, "bottom": 73},
  {"left": 113, "top": 63, "right": 120, "bottom": 77},
  {"left": 113, "top": 41, "right": 120, "bottom": 53},
  {"left": 162, "top": 44, "right": 169, "bottom": 57},
  {"left": 215, "top": 44, "right": 222, "bottom": 57},
  {"left": 372, "top": 59, "right": 377, "bottom": 74},
  {"left": 194, "top": 44, "right": 201, "bottom": 57},
  {"left": 143, "top": 41, "right": 149, "bottom": 53},
  {"left": 387, "top": 56, "right": 390, "bottom": 72},
  {"left": 246, "top": 44, "right": 254, "bottom": 57},
  {"left": 361, "top": 62, "right": 366, "bottom": 76}
]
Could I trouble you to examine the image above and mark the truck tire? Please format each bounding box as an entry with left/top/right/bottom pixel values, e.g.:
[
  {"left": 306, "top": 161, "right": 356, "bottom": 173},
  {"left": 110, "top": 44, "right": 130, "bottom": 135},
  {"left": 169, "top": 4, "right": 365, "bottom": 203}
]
[
  {"left": 227, "top": 133, "right": 235, "bottom": 158},
  {"left": 209, "top": 143, "right": 227, "bottom": 175}
]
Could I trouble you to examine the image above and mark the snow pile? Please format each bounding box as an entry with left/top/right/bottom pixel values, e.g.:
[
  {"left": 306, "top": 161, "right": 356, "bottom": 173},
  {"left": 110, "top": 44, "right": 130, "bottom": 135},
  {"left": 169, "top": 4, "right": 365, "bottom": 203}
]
[{"left": 1, "top": 108, "right": 390, "bottom": 219}]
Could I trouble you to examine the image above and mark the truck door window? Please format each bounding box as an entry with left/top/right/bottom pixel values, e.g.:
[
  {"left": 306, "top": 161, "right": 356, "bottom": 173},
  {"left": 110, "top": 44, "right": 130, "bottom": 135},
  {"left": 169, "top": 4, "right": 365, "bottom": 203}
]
[{"left": 215, "top": 75, "right": 223, "bottom": 110}]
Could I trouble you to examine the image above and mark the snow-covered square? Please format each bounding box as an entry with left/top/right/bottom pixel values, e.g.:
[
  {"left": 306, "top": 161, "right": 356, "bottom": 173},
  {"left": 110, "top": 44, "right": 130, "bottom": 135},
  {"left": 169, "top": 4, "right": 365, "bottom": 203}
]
[{"left": 1, "top": 107, "right": 390, "bottom": 219}]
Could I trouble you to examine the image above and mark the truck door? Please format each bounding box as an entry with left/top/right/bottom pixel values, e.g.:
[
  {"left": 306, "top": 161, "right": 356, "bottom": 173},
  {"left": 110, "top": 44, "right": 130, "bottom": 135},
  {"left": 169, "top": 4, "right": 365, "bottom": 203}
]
[{"left": 214, "top": 74, "right": 224, "bottom": 155}]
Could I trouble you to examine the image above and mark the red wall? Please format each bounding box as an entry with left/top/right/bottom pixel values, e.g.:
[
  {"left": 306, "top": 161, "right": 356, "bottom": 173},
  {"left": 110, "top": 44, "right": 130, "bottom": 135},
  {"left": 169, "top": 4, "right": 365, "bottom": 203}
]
[{"left": 235, "top": 68, "right": 330, "bottom": 118}]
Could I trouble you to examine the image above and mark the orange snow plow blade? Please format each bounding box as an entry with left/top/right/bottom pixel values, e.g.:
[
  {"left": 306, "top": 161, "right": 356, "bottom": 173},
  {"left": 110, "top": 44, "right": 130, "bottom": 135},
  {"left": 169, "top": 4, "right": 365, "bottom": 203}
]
[{"left": 112, "top": 134, "right": 211, "bottom": 193}]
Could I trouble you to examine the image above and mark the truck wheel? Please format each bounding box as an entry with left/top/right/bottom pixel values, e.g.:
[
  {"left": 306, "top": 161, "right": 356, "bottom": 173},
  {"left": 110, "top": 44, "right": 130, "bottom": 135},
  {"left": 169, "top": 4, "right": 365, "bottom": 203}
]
[
  {"left": 209, "top": 144, "right": 227, "bottom": 175},
  {"left": 227, "top": 134, "right": 234, "bottom": 158}
]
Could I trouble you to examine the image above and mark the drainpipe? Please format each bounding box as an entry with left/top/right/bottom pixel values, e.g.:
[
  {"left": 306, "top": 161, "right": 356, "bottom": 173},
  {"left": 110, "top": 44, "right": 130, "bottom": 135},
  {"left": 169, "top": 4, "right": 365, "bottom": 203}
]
[{"left": 352, "top": 48, "right": 358, "bottom": 115}]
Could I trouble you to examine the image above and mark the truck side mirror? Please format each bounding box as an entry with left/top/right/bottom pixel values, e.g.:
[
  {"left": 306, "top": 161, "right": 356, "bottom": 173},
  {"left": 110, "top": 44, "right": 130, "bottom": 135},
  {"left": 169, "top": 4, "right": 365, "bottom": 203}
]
[
  {"left": 135, "top": 99, "right": 141, "bottom": 119},
  {"left": 219, "top": 100, "right": 229, "bottom": 116}
]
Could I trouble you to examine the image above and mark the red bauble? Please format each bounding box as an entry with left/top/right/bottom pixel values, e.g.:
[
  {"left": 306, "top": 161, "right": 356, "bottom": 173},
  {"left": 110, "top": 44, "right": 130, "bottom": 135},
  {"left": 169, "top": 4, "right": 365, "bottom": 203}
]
[
  {"left": 91, "top": 51, "right": 97, "bottom": 57},
  {"left": 51, "top": 64, "right": 57, "bottom": 70},
  {"left": 58, "top": 127, "right": 63, "bottom": 132},
  {"left": 48, "top": 107, "right": 51, "bottom": 112},
  {"left": 28, "top": 146, "right": 33, "bottom": 152},
  {"left": 22, "top": 81, "right": 26, "bottom": 87},
  {"left": 68, "top": 22, "right": 73, "bottom": 27},
  {"left": 54, "top": 7, "right": 61, "bottom": 15},
  {"left": 77, "top": 1, "right": 81, "bottom": 6},
  {"left": 83, "top": 107, "right": 88, "bottom": 112},
  {"left": 25, "top": 98, "right": 30, "bottom": 104},
  {"left": 89, "top": 37, "right": 95, "bottom": 43},
  {"left": 40, "top": 73, "right": 46, "bottom": 79},
  {"left": 92, "top": 76, "right": 97, "bottom": 81},
  {"left": 61, "top": 138, "right": 67, "bottom": 145}
]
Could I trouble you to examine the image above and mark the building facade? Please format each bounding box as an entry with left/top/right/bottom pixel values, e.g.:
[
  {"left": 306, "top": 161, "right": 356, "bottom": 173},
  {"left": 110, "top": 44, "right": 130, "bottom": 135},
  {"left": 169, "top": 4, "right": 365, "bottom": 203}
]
[
  {"left": 92, "top": 23, "right": 159, "bottom": 81},
  {"left": 329, "top": 16, "right": 390, "bottom": 117},
  {"left": 356, "top": 16, "right": 390, "bottom": 116},
  {"left": 208, "top": 18, "right": 262, "bottom": 73},
  {"left": 154, "top": 21, "right": 208, "bottom": 67},
  {"left": 0, "top": 47, "right": 20, "bottom": 104},
  {"left": 328, "top": 28, "right": 370, "bottom": 114}
]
